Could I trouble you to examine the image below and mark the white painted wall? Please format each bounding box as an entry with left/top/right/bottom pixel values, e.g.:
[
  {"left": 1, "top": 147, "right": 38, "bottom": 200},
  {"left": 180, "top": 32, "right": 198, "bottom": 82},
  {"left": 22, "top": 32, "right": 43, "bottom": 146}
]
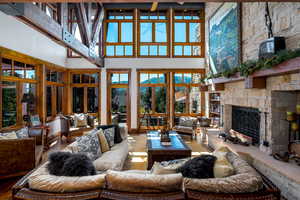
[
  {"left": 102, "top": 58, "right": 205, "bottom": 129},
  {"left": 0, "top": 11, "right": 67, "bottom": 67},
  {"left": 66, "top": 58, "right": 98, "bottom": 69}
]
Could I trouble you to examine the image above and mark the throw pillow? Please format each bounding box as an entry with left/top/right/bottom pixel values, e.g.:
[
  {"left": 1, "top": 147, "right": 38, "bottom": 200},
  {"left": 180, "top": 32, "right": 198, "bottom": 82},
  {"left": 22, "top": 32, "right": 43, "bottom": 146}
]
[
  {"left": 97, "top": 129, "right": 110, "bottom": 153},
  {"left": 30, "top": 115, "right": 41, "bottom": 127},
  {"left": 47, "top": 151, "right": 73, "bottom": 176},
  {"left": 97, "top": 125, "right": 122, "bottom": 144},
  {"left": 16, "top": 127, "right": 29, "bottom": 138},
  {"left": 151, "top": 157, "right": 190, "bottom": 175},
  {"left": 60, "top": 153, "right": 96, "bottom": 176},
  {"left": 0, "top": 131, "right": 18, "bottom": 140},
  {"left": 74, "top": 113, "right": 88, "bottom": 127},
  {"left": 177, "top": 155, "right": 217, "bottom": 179},
  {"left": 103, "top": 128, "right": 115, "bottom": 147},
  {"left": 76, "top": 130, "right": 102, "bottom": 160}
]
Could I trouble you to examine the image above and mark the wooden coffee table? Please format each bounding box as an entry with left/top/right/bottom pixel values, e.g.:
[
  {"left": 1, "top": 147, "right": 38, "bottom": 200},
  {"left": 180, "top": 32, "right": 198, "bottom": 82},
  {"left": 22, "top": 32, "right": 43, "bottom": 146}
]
[{"left": 146, "top": 131, "right": 192, "bottom": 170}]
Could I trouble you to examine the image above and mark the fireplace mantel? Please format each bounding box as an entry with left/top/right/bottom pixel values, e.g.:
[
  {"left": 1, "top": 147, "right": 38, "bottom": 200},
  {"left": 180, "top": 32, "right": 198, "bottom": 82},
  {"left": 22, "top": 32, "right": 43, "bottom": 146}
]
[{"left": 210, "top": 56, "right": 300, "bottom": 90}]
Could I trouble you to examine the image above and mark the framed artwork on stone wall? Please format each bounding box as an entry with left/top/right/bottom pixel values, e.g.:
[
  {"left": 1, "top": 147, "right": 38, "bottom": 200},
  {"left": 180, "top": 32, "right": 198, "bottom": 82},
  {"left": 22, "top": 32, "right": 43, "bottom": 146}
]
[{"left": 208, "top": 3, "right": 241, "bottom": 74}]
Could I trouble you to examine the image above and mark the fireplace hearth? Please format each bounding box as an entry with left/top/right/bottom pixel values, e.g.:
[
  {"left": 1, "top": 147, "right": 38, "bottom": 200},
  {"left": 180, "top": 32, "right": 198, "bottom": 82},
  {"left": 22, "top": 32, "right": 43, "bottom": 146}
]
[{"left": 232, "top": 106, "right": 261, "bottom": 145}]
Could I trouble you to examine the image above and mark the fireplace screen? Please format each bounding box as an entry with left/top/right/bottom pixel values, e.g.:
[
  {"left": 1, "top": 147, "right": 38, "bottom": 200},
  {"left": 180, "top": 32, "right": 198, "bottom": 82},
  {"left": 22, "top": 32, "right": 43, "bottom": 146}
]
[{"left": 232, "top": 106, "right": 260, "bottom": 145}]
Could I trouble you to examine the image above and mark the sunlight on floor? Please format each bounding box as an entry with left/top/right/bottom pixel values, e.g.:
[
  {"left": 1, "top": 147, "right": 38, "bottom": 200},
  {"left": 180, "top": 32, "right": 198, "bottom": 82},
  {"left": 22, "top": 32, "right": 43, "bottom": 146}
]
[{"left": 129, "top": 152, "right": 148, "bottom": 156}]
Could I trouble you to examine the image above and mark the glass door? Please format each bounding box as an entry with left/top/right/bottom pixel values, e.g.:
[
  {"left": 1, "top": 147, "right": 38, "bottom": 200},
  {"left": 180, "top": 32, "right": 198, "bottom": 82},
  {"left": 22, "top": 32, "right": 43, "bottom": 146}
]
[{"left": 107, "top": 70, "right": 131, "bottom": 129}]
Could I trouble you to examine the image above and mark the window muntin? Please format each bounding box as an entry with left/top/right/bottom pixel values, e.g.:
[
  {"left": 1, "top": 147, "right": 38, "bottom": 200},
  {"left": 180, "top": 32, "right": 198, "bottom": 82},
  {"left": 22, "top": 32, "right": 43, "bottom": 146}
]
[
  {"left": 138, "top": 10, "right": 169, "bottom": 57},
  {"left": 173, "top": 10, "right": 204, "bottom": 57},
  {"left": 105, "top": 10, "right": 134, "bottom": 57}
]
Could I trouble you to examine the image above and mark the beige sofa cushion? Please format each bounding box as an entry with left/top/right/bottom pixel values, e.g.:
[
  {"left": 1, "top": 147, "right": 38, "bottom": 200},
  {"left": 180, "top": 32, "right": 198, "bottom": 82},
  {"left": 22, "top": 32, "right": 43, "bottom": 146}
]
[
  {"left": 93, "top": 139, "right": 128, "bottom": 171},
  {"left": 28, "top": 163, "right": 105, "bottom": 193},
  {"left": 106, "top": 170, "right": 183, "bottom": 193},
  {"left": 213, "top": 147, "right": 235, "bottom": 178},
  {"left": 183, "top": 152, "right": 263, "bottom": 193}
]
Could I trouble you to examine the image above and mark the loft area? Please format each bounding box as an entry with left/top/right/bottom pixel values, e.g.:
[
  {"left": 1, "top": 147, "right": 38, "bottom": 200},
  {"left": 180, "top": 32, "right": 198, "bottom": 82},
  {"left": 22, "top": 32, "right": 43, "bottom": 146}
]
[{"left": 0, "top": 1, "right": 300, "bottom": 200}]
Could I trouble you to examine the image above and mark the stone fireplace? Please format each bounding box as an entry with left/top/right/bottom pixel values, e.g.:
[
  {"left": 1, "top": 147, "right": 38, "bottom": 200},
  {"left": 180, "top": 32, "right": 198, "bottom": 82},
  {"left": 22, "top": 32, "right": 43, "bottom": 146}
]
[{"left": 221, "top": 73, "right": 300, "bottom": 155}]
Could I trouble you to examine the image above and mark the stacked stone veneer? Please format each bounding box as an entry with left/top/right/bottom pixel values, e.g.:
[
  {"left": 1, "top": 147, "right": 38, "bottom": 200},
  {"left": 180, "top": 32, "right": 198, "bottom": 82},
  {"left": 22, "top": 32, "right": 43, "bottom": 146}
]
[
  {"left": 205, "top": 2, "right": 300, "bottom": 153},
  {"left": 205, "top": 3, "right": 300, "bottom": 200}
]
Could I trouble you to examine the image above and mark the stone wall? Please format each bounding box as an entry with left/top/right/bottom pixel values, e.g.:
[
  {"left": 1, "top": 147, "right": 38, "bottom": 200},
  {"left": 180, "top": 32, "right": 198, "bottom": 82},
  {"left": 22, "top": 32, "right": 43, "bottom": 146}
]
[
  {"left": 205, "top": 2, "right": 300, "bottom": 62},
  {"left": 205, "top": 3, "right": 300, "bottom": 199}
]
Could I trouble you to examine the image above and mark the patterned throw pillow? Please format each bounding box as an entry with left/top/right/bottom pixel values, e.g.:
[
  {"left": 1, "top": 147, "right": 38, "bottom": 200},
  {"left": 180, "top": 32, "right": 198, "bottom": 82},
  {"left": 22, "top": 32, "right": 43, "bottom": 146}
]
[
  {"left": 103, "top": 128, "right": 115, "bottom": 147},
  {"left": 75, "top": 130, "right": 102, "bottom": 161},
  {"left": 74, "top": 113, "right": 88, "bottom": 127},
  {"left": 16, "top": 127, "right": 29, "bottom": 138},
  {"left": 0, "top": 131, "right": 18, "bottom": 140}
]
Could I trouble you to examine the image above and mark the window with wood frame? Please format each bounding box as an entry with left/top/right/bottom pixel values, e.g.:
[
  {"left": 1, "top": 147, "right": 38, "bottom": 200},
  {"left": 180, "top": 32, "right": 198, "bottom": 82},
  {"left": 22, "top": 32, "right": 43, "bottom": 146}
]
[
  {"left": 173, "top": 72, "right": 204, "bottom": 125},
  {"left": 70, "top": 71, "right": 100, "bottom": 118},
  {"left": 173, "top": 9, "right": 204, "bottom": 57},
  {"left": 104, "top": 10, "right": 134, "bottom": 57},
  {"left": 138, "top": 10, "right": 169, "bottom": 57},
  {"left": 46, "top": 68, "right": 64, "bottom": 119},
  {"left": 138, "top": 71, "right": 169, "bottom": 130},
  {"left": 0, "top": 58, "right": 37, "bottom": 129}
]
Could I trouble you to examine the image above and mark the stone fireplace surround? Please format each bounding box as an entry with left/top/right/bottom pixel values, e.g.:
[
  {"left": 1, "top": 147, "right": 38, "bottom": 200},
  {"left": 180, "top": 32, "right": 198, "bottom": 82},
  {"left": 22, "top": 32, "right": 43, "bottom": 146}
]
[
  {"left": 221, "top": 72, "right": 300, "bottom": 155},
  {"left": 210, "top": 72, "right": 300, "bottom": 200}
]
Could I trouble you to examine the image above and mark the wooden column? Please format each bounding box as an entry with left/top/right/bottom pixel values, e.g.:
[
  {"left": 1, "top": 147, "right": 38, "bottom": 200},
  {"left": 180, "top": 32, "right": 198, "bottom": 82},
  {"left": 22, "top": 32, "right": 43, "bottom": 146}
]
[
  {"left": 37, "top": 64, "right": 46, "bottom": 124},
  {"left": 63, "top": 70, "right": 71, "bottom": 114}
]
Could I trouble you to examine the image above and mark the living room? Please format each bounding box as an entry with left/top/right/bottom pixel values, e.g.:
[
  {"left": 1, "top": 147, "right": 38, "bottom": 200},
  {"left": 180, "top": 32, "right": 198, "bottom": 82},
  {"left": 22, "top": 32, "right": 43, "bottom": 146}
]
[{"left": 0, "top": 1, "right": 300, "bottom": 200}]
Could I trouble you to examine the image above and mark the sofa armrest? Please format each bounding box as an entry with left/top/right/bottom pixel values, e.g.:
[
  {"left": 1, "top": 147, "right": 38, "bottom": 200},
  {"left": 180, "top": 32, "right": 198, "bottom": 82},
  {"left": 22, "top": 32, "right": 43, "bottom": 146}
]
[{"left": 12, "top": 168, "right": 36, "bottom": 196}]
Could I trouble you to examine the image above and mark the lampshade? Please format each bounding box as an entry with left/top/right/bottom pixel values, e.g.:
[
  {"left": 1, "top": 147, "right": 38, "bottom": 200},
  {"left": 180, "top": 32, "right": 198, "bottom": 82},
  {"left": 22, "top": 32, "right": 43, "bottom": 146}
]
[{"left": 21, "top": 93, "right": 35, "bottom": 104}]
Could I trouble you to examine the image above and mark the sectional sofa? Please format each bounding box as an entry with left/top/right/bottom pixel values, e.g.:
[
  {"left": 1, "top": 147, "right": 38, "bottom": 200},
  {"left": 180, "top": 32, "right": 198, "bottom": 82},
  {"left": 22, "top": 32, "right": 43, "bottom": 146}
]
[{"left": 12, "top": 127, "right": 280, "bottom": 200}]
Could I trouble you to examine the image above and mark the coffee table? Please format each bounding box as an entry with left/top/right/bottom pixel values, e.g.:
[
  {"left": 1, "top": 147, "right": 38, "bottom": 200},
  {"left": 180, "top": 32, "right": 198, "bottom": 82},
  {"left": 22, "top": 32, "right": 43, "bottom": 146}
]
[{"left": 146, "top": 131, "right": 192, "bottom": 170}]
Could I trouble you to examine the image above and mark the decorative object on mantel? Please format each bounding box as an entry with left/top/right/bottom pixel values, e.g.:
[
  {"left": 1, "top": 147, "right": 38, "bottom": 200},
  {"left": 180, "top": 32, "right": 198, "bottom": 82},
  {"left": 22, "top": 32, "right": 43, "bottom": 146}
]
[{"left": 258, "top": 3, "right": 286, "bottom": 60}]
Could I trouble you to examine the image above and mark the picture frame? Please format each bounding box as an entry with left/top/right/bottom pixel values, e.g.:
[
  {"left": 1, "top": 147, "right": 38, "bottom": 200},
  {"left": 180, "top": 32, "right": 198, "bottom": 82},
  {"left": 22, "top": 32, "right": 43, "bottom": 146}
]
[{"left": 208, "top": 3, "right": 242, "bottom": 74}]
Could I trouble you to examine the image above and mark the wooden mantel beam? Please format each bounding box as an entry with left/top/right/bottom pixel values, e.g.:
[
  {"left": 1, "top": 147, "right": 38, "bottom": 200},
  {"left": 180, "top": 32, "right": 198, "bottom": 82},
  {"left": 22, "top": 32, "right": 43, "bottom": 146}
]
[{"left": 0, "top": 3, "right": 103, "bottom": 67}]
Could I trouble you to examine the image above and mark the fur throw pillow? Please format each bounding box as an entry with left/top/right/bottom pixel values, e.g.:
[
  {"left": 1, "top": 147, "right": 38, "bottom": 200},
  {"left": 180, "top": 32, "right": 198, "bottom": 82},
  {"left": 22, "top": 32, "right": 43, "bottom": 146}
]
[
  {"left": 61, "top": 153, "right": 96, "bottom": 176},
  {"left": 47, "top": 152, "right": 96, "bottom": 177},
  {"left": 47, "top": 152, "right": 72, "bottom": 176},
  {"left": 177, "top": 155, "right": 217, "bottom": 179}
]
